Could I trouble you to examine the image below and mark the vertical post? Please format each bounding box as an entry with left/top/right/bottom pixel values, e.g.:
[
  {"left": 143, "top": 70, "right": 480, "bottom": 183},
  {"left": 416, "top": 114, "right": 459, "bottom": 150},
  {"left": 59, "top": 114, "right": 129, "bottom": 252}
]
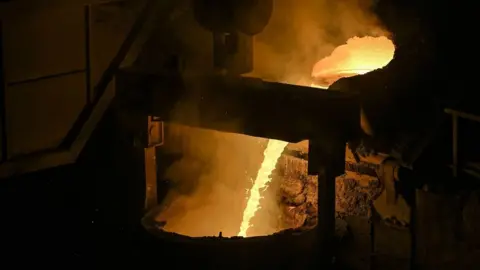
[
  {"left": 144, "top": 146, "right": 157, "bottom": 210},
  {"left": 309, "top": 138, "right": 346, "bottom": 266},
  {"left": 84, "top": 5, "right": 92, "bottom": 105},
  {"left": 0, "top": 19, "right": 7, "bottom": 162},
  {"left": 410, "top": 182, "right": 417, "bottom": 270},
  {"left": 452, "top": 113, "right": 458, "bottom": 177},
  {"left": 317, "top": 165, "right": 337, "bottom": 264},
  {"left": 144, "top": 116, "right": 163, "bottom": 211}
]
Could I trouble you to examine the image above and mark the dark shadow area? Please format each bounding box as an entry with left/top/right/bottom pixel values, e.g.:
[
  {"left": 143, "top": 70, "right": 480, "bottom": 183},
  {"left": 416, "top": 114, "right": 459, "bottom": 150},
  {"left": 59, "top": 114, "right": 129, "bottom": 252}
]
[{"left": 0, "top": 108, "right": 159, "bottom": 266}]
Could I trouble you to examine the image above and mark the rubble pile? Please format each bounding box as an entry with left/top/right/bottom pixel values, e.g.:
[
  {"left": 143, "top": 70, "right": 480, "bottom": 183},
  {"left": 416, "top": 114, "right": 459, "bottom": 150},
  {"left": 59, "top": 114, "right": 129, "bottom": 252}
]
[
  {"left": 274, "top": 154, "right": 318, "bottom": 229},
  {"left": 275, "top": 143, "right": 383, "bottom": 229},
  {"left": 336, "top": 175, "right": 382, "bottom": 217}
]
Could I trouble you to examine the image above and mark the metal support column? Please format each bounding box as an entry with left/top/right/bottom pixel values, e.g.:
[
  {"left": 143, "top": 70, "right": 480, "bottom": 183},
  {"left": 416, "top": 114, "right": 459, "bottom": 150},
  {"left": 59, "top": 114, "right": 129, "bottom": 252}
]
[
  {"left": 309, "top": 138, "right": 346, "bottom": 266},
  {"left": 452, "top": 113, "right": 458, "bottom": 177},
  {"left": 143, "top": 116, "right": 163, "bottom": 211},
  {"left": 317, "top": 165, "right": 337, "bottom": 263},
  {"left": 0, "top": 20, "right": 7, "bottom": 162}
]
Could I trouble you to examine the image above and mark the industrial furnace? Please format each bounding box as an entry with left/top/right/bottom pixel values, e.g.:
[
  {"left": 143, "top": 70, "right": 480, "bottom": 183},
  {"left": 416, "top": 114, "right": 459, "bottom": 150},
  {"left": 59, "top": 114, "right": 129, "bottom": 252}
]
[{"left": 111, "top": 0, "right": 406, "bottom": 268}]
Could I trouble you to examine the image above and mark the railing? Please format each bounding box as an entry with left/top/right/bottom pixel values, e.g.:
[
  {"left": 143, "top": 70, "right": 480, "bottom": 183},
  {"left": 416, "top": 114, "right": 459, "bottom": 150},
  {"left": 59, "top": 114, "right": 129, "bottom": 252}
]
[{"left": 444, "top": 108, "right": 480, "bottom": 179}]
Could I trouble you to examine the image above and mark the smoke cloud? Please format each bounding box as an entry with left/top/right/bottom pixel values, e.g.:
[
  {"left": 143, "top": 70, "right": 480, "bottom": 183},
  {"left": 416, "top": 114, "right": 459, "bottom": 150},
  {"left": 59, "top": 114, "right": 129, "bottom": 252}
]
[
  {"left": 153, "top": 0, "right": 389, "bottom": 237},
  {"left": 251, "top": 0, "right": 389, "bottom": 84},
  {"left": 157, "top": 124, "right": 269, "bottom": 237}
]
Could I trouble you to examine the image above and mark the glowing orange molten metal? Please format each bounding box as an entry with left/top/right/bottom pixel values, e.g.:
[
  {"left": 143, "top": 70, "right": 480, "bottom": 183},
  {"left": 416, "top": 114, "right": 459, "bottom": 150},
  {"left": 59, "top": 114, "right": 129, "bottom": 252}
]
[
  {"left": 238, "top": 139, "right": 288, "bottom": 237},
  {"left": 312, "top": 36, "right": 395, "bottom": 88}
]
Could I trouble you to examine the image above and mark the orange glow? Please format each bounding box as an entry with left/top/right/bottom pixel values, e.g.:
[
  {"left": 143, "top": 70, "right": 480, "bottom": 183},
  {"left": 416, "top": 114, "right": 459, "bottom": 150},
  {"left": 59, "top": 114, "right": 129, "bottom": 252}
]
[
  {"left": 155, "top": 36, "right": 396, "bottom": 239},
  {"left": 238, "top": 139, "right": 289, "bottom": 237},
  {"left": 311, "top": 36, "right": 395, "bottom": 88},
  {"left": 238, "top": 36, "right": 395, "bottom": 237}
]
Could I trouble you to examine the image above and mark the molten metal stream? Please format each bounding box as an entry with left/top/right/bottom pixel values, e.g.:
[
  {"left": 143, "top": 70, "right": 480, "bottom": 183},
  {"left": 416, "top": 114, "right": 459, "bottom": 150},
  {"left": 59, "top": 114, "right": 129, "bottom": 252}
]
[{"left": 238, "top": 139, "right": 289, "bottom": 237}]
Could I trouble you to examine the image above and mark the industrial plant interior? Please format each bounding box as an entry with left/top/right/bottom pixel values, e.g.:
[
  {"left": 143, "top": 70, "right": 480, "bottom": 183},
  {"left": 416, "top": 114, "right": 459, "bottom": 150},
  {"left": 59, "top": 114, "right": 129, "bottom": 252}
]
[{"left": 0, "top": 0, "right": 479, "bottom": 269}]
